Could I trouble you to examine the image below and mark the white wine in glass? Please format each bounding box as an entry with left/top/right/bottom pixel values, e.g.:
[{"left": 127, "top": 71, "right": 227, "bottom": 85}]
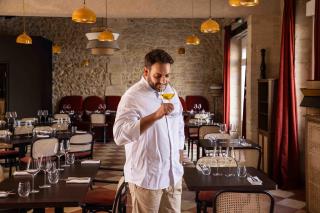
[{"left": 161, "top": 93, "right": 175, "bottom": 101}]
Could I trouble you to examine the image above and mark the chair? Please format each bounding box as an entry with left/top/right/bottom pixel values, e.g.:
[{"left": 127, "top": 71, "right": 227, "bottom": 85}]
[
  {"left": 58, "top": 95, "right": 83, "bottom": 113},
  {"left": 14, "top": 125, "right": 34, "bottom": 136},
  {"left": 213, "top": 190, "right": 274, "bottom": 213},
  {"left": 20, "top": 138, "right": 59, "bottom": 169},
  {"left": 69, "top": 133, "right": 94, "bottom": 159},
  {"left": 204, "top": 133, "right": 231, "bottom": 140},
  {"left": 0, "top": 142, "right": 19, "bottom": 177},
  {"left": 82, "top": 175, "right": 128, "bottom": 213},
  {"left": 105, "top": 96, "right": 121, "bottom": 111},
  {"left": 53, "top": 113, "right": 70, "bottom": 120},
  {"left": 21, "top": 118, "right": 36, "bottom": 122},
  {"left": 83, "top": 96, "right": 105, "bottom": 121},
  {"left": 51, "top": 123, "right": 69, "bottom": 131},
  {"left": 90, "top": 114, "right": 108, "bottom": 143},
  {"left": 186, "top": 96, "right": 209, "bottom": 111},
  {"left": 33, "top": 126, "right": 53, "bottom": 135}
]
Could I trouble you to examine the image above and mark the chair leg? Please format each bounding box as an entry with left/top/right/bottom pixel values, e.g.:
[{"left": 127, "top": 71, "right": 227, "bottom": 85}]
[
  {"left": 187, "top": 139, "right": 190, "bottom": 157},
  {"left": 191, "top": 140, "right": 194, "bottom": 161},
  {"left": 196, "top": 201, "right": 202, "bottom": 213},
  {"left": 196, "top": 142, "right": 200, "bottom": 161}
]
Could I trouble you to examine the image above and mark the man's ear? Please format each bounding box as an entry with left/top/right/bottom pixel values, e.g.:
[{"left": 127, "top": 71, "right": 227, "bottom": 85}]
[{"left": 143, "top": 67, "right": 149, "bottom": 77}]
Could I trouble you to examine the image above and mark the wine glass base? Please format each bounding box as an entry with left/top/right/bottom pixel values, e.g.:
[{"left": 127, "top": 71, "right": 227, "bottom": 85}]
[
  {"left": 61, "top": 164, "right": 70, "bottom": 167},
  {"left": 30, "top": 189, "right": 39, "bottom": 193},
  {"left": 39, "top": 184, "right": 51, "bottom": 188}
]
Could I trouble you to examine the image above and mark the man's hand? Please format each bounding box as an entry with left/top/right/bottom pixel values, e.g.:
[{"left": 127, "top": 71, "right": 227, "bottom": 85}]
[{"left": 155, "top": 103, "right": 174, "bottom": 119}]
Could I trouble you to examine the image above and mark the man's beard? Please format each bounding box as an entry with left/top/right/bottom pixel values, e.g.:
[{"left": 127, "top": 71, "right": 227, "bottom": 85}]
[{"left": 146, "top": 75, "right": 166, "bottom": 92}]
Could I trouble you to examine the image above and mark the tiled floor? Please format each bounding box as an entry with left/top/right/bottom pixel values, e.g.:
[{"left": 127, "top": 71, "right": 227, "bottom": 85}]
[{"left": 7, "top": 141, "right": 306, "bottom": 212}]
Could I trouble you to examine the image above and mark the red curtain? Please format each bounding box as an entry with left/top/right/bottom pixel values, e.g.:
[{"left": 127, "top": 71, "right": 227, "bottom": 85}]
[
  {"left": 223, "top": 26, "right": 231, "bottom": 127},
  {"left": 315, "top": 0, "right": 320, "bottom": 79},
  {"left": 273, "top": 0, "right": 300, "bottom": 188}
]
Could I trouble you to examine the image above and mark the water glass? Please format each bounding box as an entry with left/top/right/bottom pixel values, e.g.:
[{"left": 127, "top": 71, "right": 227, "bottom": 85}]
[
  {"left": 18, "top": 181, "right": 31, "bottom": 198},
  {"left": 66, "top": 153, "right": 75, "bottom": 165},
  {"left": 48, "top": 169, "right": 59, "bottom": 184},
  {"left": 219, "top": 123, "right": 228, "bottom": 134},
  {"left": 237, "top": 164, "right": 247, "bottom": 178}
]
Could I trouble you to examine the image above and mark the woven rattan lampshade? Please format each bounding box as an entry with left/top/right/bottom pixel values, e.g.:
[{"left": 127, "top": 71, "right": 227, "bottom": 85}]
[
  {"left": 16, "top": 0, "right": 32, "bottom": 45},
  {"left": 186, "top": 34, "right": 200, "bottom": 45},
  {"left": 229, "top": 0, "right": 241, "bottom": 6},
  {"left": 240, "top": 0, "right": 259, "bottom": 6},
  {"left": 72, "top": 0, "right": 96, "bottom": 23}
]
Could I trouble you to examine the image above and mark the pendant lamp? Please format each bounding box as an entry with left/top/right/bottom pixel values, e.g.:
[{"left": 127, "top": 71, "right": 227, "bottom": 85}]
[
  {"left": 240, "top": 0, "right": 259, "bottom": 6},
  {"left": 228, "top": 0, "right": 241, "bottom": 7},
  {"left": 200, "top": 0, "right": 220, "bottom": 33},
  {"left": 72, "top": 0, "right": 96, "bottom": 23},
  {"left": 98, "top": 0, "right": 114, "bottom": 42},
  {"left": 186, "top": 0, "right": 200, "bottom": 45},
  {"left": 16, "top": 0, "right": 32, "bottom": 44},
  {"left": 52, "top": 44, "right": 62, "bottom": 54}
]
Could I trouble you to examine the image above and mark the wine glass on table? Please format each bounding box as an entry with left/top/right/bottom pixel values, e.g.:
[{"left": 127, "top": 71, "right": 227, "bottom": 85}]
[
  {"left": 54, "top": 142, "right": 65, "bottom": 171},
  {"left": 26, "top": 158, "right": 41, "bottom": 193},
  {"left": 39, "top": 156, "right": 52, "bottom": 188},
  {"left": 61, "top": 140, "right": 70, "bottom": 167}
]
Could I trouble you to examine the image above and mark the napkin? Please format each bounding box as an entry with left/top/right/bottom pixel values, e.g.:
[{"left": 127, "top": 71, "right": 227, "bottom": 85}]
[
  {"left": 247, "top": 176, "right": 263, "bottom": 185},
  {"left": 13, "top": 171, "right": 30, "bottom": 176},
  {"left": 66, "top": 177, "right": 91, "bottom": 184},
  {"left": 37, "top": 135, "right": 50, "bottom": 138},
  {"left": 241, "top": 143, "right": 252, "bottom": 147},
  {"left": 0, "top": 192, "right": 9, "bottom": 198},
  {"left": 81, "top": 160, "right": 101, "bottom": 164},
  {"left": 75, "top": 130, "right": 87, "bottom": 134}
]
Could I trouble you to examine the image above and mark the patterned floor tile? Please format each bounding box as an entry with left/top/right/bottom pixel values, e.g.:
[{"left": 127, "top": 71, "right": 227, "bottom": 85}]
[{"left": 277, "top": 198, "right": 306, "bottom": 209}]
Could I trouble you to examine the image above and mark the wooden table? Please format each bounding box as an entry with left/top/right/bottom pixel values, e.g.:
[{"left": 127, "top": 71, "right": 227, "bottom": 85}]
[
  {"left": 183, "top": 166, "right": 277, "bottom": 191},
  {"left": 0, "top": 161, "right": 100, "bottom": 212}
]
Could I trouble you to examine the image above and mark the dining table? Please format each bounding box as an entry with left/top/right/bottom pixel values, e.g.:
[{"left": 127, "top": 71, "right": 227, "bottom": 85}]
[{"left": 0, "top": 161, "right": 100, "bottom": 213}]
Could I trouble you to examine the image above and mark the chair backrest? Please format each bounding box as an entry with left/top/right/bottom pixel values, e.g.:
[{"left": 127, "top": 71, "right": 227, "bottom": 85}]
[
  {"left": 21, "top": 117, "right": 36, "bottom": 122},
  {"left": 186, "top": 96, "right": 209, "bottom": 111},
  {"left": 32, "top": 138, "right": 59, "bottom": 159},
  {"left": 51, "top": 123, "right": 69, "bottom": 131},
  {"left": 53, "top": 114, "right": 70, "bottom": 120},
  {"left": 14, "top": 125, "right": 34, "bottom": 135},
  {"left": 204, "top": 133, "right": 231, "bottom": 140},
  {"left": 33, "top": 126, "right": 53, "bottom": 135},
  {"left": 105, "top": 96, "right": 121, "bottom": 111},
  {"left": 69, "top": 133, "right": 93, "bottom": 153},
  {"left": 214, "top": 190, "right": 274, "bottom": 213},
  {"left": 83, "top": 96, "right": 105, "bottom": 111},
  {"left": 112, "top": 176, "right": 128, "bottom": 213},
  {"left": 197, "top": 156, "right": 237, "bottom": 168},
  {"left": 0, "top": 130, "right": 12, "bottom": 137},
  {"left": 59, "top": 96, "right": 83, "bottom": 113},
  {"left": 0, "top": 165, "right": 4, "bottom": 183},
  {"left": 90, "top": 114, "right": 106, "bottom": 124},
  {"left": 233, "top": 148, "right": 261, "bottom": 169},
  {"left": 199, "top": 126, "right": 220, "bottom": 139}
]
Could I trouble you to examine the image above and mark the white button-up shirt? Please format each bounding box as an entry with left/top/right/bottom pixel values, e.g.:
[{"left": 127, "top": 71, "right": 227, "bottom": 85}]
[{"left": 113, "top": 77, "right": 185, "bottom": 190}]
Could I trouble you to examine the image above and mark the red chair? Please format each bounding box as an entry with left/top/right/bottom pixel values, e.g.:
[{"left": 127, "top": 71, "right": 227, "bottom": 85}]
[
  {"left": 105, "top": 96, "right": 121, "bottom": 111},
  {"left": 82, "top": 96, "right": 105, "bottom": 121},
  {"left": 179, "top": 96, "right": 187, "bottom": 112},
  {"left": 186, "top": 96, "right": 209, "bottom": 111},
  {"left": 58, "top": 96, "right": 83, "bottom": 113}
]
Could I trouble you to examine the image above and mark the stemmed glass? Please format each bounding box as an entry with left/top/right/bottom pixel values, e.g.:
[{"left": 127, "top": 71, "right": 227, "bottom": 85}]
[
  {"left": 26, "top": 158, "right": 41, "bottom": 193},
  {"left": 11, "top": 112, "right": 17, "bottom": 123},
  {"left": 159, "top": 84, "right": 176, "bottom": 117},
  {"left": 37, "top": 110, "right": 43, "bottom": 123},
  {"left": 225, "top": 147, "right": 235, "bottom": 177},
  {"left": 212, "top": 146, "right": 220, "bottom": 176},
  {"left": 61, "top": 140, "right": 70, "bottom": 167},
  {"left": 39, "top": 156, "right": 52, "bottom": 188},
  {"left": 43, "top": 110, "right": 48, "bottom": 123},
  {"left": 219, "top": 123, "right": 228, "bottom": 134},
  {"left": 54, "top": 142, "right": 65, "bottom": 171}
]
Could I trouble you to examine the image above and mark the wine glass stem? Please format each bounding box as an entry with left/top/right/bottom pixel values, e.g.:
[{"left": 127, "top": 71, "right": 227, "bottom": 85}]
[
  {"left": 58, "top": 156, "right": 61, "bottom": 169},
  {"left": 32, "top": 175, "right": 35, "bottom": 191}
]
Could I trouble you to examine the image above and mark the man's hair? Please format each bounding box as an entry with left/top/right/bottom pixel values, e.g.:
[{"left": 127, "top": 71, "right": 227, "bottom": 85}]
[{"left": 144, "top": 49, "right": 174, "bottom": 70}]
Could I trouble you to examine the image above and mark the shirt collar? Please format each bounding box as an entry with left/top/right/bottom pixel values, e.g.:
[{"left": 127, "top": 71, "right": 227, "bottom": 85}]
[{"left": 140, "top": 76, "right": 161, "bottom": 98}]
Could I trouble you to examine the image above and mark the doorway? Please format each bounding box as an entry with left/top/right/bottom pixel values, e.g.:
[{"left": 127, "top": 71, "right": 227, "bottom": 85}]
[{"left": 0, "top": 63, "right": 9, "bottom": 119}]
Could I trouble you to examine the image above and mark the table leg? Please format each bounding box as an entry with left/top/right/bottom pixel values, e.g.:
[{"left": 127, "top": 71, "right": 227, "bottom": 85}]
[{"left": 103, "top": 126, "right": 106, "bottom": 144}]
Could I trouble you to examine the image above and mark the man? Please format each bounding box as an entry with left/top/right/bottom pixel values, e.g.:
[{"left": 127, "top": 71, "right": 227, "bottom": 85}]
[{"left": 113, "top": 49, "right": 185, "bottom": 213}]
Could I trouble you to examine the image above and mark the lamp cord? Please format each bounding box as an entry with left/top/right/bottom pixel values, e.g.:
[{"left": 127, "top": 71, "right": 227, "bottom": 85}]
[
  {"left": 23, "top": 0, "right": 25, "bottom": 32},
  {"left": 210, "top": 0, "right": 212, "bottom": 18},
  {"left": 191, "top": 0, "right": 194, "bottom": 33},
  {"left": 105, "top": 0, "right": 108, "bottom": 28}
]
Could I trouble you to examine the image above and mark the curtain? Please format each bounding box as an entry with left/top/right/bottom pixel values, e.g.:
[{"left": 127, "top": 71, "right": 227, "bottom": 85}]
[
  {"left": 273, "top": 0, "right": 300, "bottom": 188},
  {"left": 223, "top": 26, "right": 231, "bottom": 127},
  {"left": 315, "top": 0, "right": 320, "bottom": 79}
]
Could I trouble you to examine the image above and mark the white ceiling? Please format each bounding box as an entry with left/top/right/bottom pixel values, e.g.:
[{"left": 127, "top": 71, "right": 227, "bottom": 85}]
[{"left": 0, "top": 0, "right": 280, "bottom": 18}]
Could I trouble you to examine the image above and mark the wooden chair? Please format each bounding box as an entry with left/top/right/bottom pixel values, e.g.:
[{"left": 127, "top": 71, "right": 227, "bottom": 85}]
[
  {"left": 69, "top": 133, "right": 94, "bottom": 159},
  {"left": 213, "top": 190, "right": 274, "bottom": 213},
  {"left": 0, "top": 142, "right": 19, "bottom": 177},
  {"left": 90, "top": 113, "right": 108, "bottom": 143}
]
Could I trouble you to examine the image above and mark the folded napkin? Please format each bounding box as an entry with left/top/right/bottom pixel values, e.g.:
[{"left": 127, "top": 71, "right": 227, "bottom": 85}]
[
  {"left": 66, "top": 177, "right": 91, "bottom": 184},
  {"left": 247, "top": 176, "right": 263, "bottom": 185},
  {"left": 13, "top": 171, "right": 30, "bottom": 176},
  {"left": 0, "top": 192, "right": 9, "bottom": 198},
  {"left": 241, "top": 143, "right": 252, "bottom": 147},
  {"left": 81, "top": 160, "right": 101, "bottom": 164},
  {"left": 76, "top": 130, "right": 87, "bottom": 134},
  {"left": 37, "top": 135, "right": 50, "bottom": 138}
]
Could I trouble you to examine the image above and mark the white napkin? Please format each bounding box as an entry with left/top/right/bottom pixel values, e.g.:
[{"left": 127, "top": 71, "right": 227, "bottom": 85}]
[
  {"left": 66, "top": 177, "right": 91, "bottom": 184},
  {"left": 81, "top": 160, "right": 101, "bottom": 164},
  {"left": 247, "top": 176, "right": 263, "bottom": 185},
  {"left": 37, "top": 135, "right": 50, "bottom": 138},
  {"left": 241, "top": 143, "right": 252, "bottom": 147},
  {"left": 0, "top": 192, "right": 8, "bottom": 198},
  {"left": 76, "top": 130, "right": 87, "bottom": 134},
  {"left": 13, "top": 171, "right": 30, "bottom": 176}
]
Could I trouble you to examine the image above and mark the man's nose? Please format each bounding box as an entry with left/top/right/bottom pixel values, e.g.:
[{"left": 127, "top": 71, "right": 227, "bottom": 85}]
[{"left": 160, "top": 76, "right": 166, "bottom": 84}]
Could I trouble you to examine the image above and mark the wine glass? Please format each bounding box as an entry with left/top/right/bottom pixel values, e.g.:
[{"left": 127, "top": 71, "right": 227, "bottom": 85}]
[
  {"left": 225, "top": 147, "right": 235, "bottom": 177},
  {"left": 54, "top": 142, "right": 64, "bottom": 171},
  {"left": 5, "top": 112, "right": 11, "bottom": 124},
  {"left": 159, "top": 84, "right": 176, "bottom": 117},
  {"left": 26, "top": 158, "right": 41, "bottom": 193},
  {"left": 43, "top": 110, "right": 48, "bottom": 123},
  {"left": 11, "top": 112, "right": 17, "bottom": 123},
  {"left": 18, "top": 181, "right": 31, "bottom": 198},
  {"left": 61, "top": 140, "right": 70, "bottom": 167},
  {"left": 39, "top": 156, "right": 52, "bottom": 188},
  {"left": 212, "top": 146, "right": 221, "bottom": 176},
  {"left": 219, "top": 123, "right": 228, "bottom": 134}
]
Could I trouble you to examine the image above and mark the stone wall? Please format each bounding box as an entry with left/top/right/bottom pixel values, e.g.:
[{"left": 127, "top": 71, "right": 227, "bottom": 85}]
[{"left": 0, "top": 17, "right": 231, "bottom": 115}]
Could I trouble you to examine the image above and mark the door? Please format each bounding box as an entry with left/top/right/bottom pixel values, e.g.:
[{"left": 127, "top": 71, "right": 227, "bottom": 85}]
[{"left": 0, "top": 63, "right": 8, "bottom": 119}]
